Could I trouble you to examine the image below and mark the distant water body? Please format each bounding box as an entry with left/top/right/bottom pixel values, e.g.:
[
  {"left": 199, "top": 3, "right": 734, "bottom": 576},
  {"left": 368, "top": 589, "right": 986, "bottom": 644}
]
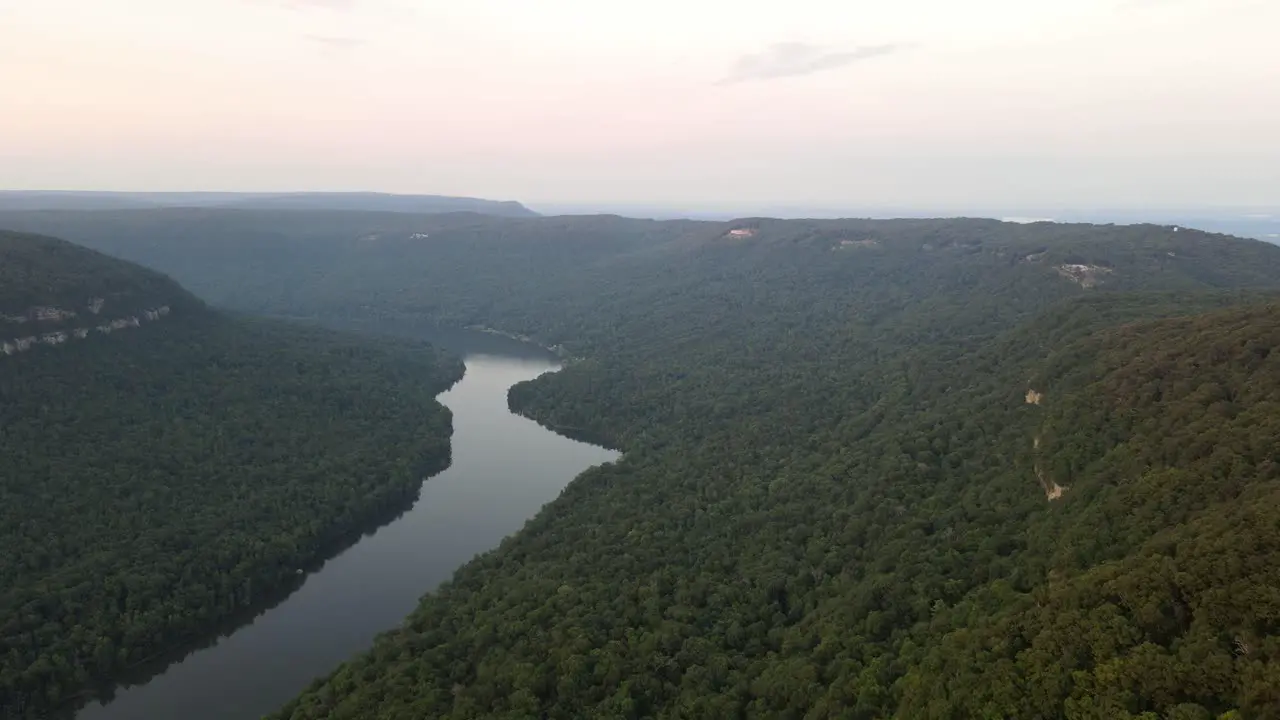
[{"left": 74, "top": 327, "right": 618, "bottom": 720}]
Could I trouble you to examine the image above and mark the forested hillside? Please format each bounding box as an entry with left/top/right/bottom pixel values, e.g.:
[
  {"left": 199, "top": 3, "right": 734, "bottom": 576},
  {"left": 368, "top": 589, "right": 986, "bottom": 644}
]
[
  {"left": 898, "top": 304, "right": 1280, "bottom": 717},
  {"left": 0, "top": 231, "right": 463, "bottom": 718},
  {"left": 278, "top": 300, "right": 1280, "bottom": 720},
  {"left": 237, "top": 216, "right": 1277, "bottom": 720},
  {"left": 0, "top": 209, "right": 1272, "bottom": 331},
  {"left": 6, "top": 213, "right": 1280, "bottom": 718},
  {"left": 0, "top": 209, "right": 699, "bottom": 320}
]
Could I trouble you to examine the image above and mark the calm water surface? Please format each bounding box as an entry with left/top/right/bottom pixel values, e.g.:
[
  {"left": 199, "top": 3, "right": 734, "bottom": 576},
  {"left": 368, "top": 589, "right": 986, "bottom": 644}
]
[{"left": 75, "top": 329, "right": 618, "bottom": 720}]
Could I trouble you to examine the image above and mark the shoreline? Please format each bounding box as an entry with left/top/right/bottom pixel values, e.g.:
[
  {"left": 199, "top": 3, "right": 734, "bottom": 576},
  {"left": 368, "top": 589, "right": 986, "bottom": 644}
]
[
  {"left": 463, "top": 324, "right": 580, "bottom": 362},
  {"left": 68, "top": 344, "right": 615, "bottom": 720}
]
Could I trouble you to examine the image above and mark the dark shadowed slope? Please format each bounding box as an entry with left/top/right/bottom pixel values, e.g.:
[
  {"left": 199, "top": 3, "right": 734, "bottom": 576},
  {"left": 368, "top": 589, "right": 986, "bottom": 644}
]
[{"left": 0, "top": 230, "right": 462, "bottom": 719}]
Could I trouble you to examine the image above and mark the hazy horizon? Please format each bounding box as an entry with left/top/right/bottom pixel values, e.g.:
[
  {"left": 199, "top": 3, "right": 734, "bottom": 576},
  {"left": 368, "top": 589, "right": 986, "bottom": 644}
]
[
  {"left": 4, "top": 189, "right": 1275, "bottom": 214},
  {"left": 3, "top": 0, "right": 1277, "bottom": 208}
]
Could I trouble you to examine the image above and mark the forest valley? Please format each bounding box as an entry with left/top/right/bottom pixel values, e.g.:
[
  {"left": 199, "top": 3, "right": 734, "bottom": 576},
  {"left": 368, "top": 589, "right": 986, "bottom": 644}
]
[{"left": 2, "top": 213, "right": 1280, "bottom": 719}]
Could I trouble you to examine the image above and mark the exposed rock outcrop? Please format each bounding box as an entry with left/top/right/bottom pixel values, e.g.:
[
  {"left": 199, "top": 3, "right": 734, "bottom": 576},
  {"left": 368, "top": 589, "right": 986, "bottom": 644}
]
[
  {"left": 1056, "top": 263, "right": 1113, "bottom": 288},
  {"left": 2, "top": 306, "right": 172, "bottom": 358}
]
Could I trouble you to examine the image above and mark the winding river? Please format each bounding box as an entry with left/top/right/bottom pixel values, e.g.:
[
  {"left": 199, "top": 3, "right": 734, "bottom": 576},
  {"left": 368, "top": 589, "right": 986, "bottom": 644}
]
[{"left": 75, "top": 328, "right": 619, "bottom": 720}]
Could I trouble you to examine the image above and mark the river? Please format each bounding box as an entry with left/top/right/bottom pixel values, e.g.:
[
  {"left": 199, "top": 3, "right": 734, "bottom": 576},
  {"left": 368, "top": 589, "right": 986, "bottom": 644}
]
[{"left": 74, "top": 327, "right": 619, "bottom": 720}]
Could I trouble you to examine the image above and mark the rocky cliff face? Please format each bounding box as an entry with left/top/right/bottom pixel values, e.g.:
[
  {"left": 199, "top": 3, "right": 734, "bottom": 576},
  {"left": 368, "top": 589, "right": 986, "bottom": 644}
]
[
  {"left": 1, "top": 299, "right": 173, "bottom": 358},
  {"left": 0, "top": 229, "right": 201, "bottom": 360}
]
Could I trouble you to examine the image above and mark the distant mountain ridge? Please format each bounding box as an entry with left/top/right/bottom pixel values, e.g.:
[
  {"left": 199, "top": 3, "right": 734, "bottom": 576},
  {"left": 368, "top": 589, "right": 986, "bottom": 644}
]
[{"left": 0, "top": 191, "right": 538, "bottom": 217}]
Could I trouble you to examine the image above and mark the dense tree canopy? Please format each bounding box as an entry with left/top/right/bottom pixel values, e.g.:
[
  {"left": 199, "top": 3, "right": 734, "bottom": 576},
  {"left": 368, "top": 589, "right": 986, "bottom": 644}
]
[
  {"left": 0, "top": 231, "right": 463, "bottom": 718},
  {"left": 249, "top": 216, "right": 1278, "bottom": 720},
  {"left": 278, "top": 294, "right": 1280, "bottom": 718},
  {"left": 6, "top": 213, "right": 1280, "bottom": 719}
]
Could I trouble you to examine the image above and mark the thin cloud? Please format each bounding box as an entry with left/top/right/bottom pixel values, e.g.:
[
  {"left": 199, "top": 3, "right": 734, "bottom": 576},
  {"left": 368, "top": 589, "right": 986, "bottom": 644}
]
[
  {"left": 718, "top": 42, "right": 904, "bottom": 85},
  {"left": 1118, "top": 0, "right": 1264, "bottom": 11},
  {"left": 258, "top": 0, "right": 357, "bottom": 9},
  {"left": 1120, "top": 0, "right": 1204, "bottom": 7},
  {"left": 1117, "top": 0, "right": 1202, "bottom": 9},
  {"left": 252, "top": 0, "right": 419, "bottom": 21},
  {"left": 305, "top": 35, "right": 367, "bottom": 52}
]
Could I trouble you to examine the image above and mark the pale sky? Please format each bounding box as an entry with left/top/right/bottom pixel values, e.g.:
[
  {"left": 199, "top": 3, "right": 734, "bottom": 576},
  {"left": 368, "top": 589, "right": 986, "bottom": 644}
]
[{"left": 2, "top": 0, "right": 1277, "bottom": 208}]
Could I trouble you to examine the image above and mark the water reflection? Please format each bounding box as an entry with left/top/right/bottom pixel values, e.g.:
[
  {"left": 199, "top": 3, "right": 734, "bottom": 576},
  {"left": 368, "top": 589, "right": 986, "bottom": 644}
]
[{"left": 76, "top": 332, "right": 617, "bottom": 720}]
